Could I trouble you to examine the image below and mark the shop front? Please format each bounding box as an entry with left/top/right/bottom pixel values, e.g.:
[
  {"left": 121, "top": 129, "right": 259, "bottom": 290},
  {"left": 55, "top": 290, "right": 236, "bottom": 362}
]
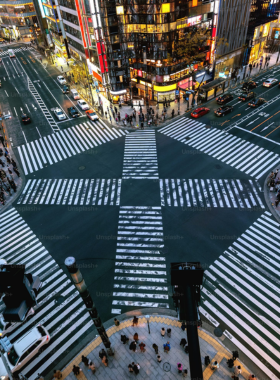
[
  {"left": 110, "top": 89, "right": 127, "bottom": 104},
  {"left": 154, "top": 84, "right": 176, "bottom": 102}
]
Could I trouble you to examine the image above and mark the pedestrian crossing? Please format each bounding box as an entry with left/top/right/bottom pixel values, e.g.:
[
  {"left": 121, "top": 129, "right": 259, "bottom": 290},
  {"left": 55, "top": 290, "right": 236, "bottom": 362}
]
[
  {"left": 122, "top": 130, "right": 159, "bottom": 179},
  {"left": 15, "top": 120, "right": 129, "bottom": 175},
  {"left": 0, "top": 207, "right": 94, "bottom": 379},
  {"left": 111, "top": 206, "right": 169, "bottom": 315},
  {"left": 159, "top": 178, "right": 265, "bottom": 208},
  {"left": 17, "top": 178, "right": 122, "bottom": 206},
  {"left": 200, "top": 211, "right": 280, "bottom": 380},
  {"left": 0, "top": 47, "right": 33, "bottom": 57},
  {"left": 158, "top": 118, "right": 280, "bottom": 179}
]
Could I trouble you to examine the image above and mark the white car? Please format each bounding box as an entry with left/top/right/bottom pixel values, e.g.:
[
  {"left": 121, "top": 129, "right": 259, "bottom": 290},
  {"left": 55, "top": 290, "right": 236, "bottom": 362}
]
[
  {"left": 54, "top": 107, "right": 66, "bottom": 121},
  {"left": 77, "top": 100, "right": 90, "bottom": 110},
  {"left": 86, "top": 110, "right": 98, "bottom": 121},
  {"left": 263, "top": 78, "right": 277, "bottom": 87},
  {"left": 57, "top": 75, "right": 66, "bottom": 85},
  {"left": 4, "top": 325, "right": 50, "bottom": 373}
]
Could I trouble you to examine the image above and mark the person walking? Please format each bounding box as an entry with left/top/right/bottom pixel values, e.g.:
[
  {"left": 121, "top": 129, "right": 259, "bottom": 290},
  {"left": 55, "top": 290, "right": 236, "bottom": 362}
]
[
  {"left": 152, "top": 343, "right": 159, "bottom": 354},
  {"left": 210, "top": 361, "right": 219, "bottom": 370},
  {"left": 183, "top": 369, "right": 188, "bottom": 377},
  {"left": 161, "top": 327, "right": 165, "bottom": 337},
  {"left": 81, "top": 355, "right": 89, "bottom": 366},
  {"left": 53, "top": 370, "right": 62, "bottom": 379},
  {"left": 177, "top": 363, "right": 183, "bottom": 374},
  {"left": 163, "top": 341, "right": 171, "bottom": 353},
  {"left": 171, "top": 109, "right": 174, "bottom": 118},
  {"left": 102, "top": 355, "right": 108, "bottom": 367},
  {"left": 234, "top": 365, "right": 241, "bottom": 376},
  {"left": 133, "top": 332, "right": 139, "bottom": 343},
  {"left": 180, "top": 338, "right": 187, "bottom": 347},
  {"left": 88, "top": 360, "right": 95, "bottom": 373},
  {"left": 167, "top": 328, "right": 171, "bottom": 338},
  {"left": 248, "top": 375, "right": 256, "bottom": 380},
  {"left": 128, "top": 364, "right": 134, "bottom": 373},
  {"left": 61, "top": 66, "right": 63, "bottom": 72},
  {"left": 114, "top": 318, "right": 120, "bottom": 326},
  {"left": 157, "top": 355, "right": 162, "bottom": 363},
  {"left": 132, "top": 316, "right": 138, "bottom": 326},
  {"left": 129, "top": 341, "right": 137, "bottom": 352},
  {"left": 72, "top": 365, "right": 81, "bottom": 376},
  {"left": 121, "top": 334, "right": 129, "bottom": 344},
  {"left": 139, "top": 342, "right": 146, "bottom": 352},
  {"left": 99, "top": 349, "right": 107, "bottom": 360},
  {"left": 133, "top": 363, "right": 140, "bottom": 375},
  {"left": 181, "top": 322, "right": 187, "bottom": 331}
]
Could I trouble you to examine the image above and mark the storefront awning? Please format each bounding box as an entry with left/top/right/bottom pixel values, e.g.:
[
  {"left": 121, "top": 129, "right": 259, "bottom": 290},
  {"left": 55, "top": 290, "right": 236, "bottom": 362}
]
[{"left": 179, "top": 82, "right": 192, "bottom": 90}]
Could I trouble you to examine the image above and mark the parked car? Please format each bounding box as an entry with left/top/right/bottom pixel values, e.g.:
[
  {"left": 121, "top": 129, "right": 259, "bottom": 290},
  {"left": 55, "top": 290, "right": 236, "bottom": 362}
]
[
  {"left": 190, "top": 107, "right": 210, "bottom": 118},
  {"left": 214, "top": 105, "right": 233, "bottom": 117},
  {"left": 68, "top": 107, "right": 79, "bottom": 118},
  {"left": 242, "top": 80, "right": 257, "bottom": 92},
  {"left": 238, "top": 92, "right": 255, "bottom": 102},
  {"left": 216, "top": 94, "right": 233, "bottom": 105},
  {"left": 21, "top": 114, "right": 31, "bottom": 124},
  {"left": 77, "top": 99, "right": 90, "bottom": 111},
  {"left": 248, "top": 97, "right": 266, "bottom": 108},
  {"left": 54, "top": 107, "right": 66, "bottom": 121},
  {"left": 263, "top": 78, "right": 277, "bottom": 87},
  {"left": 86, "top": 110, "right": 98, "bottom": 121},
  {"left": 57, "top": 76, "right": 66, "bottom": 85},
  {"left": 62, "top": 85, "right": 69, "bottom": 94}
]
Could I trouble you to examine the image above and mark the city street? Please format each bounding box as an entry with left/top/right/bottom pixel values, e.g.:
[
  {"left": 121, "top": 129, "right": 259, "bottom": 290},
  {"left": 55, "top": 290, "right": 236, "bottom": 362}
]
[{"left": 0, "top": 44, "right": 279, "bottom": 380}]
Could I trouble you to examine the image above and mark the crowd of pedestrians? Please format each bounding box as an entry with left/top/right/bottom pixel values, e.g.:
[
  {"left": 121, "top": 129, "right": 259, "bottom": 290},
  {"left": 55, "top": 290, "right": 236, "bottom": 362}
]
[{"left": 267, "top": 169, "right": 280, "bottom": 207}]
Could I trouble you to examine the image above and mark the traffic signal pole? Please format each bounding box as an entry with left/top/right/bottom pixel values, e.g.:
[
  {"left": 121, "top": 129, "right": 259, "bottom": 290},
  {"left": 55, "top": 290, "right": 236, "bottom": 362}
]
[{"left": 64, "top": 257, "right": 113, "bottom": 356}]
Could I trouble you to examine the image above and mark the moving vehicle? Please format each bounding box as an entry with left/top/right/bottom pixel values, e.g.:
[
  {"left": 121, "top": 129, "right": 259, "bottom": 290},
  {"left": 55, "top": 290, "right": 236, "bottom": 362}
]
[
  {"left": 216, "top": 94, "right": 233, "bottom": 105},
  {"left": 57, "top": 76, "right": 66, "bottom": 85},
  {"left": 263, "top": 78, "right": 277, "bottom": 87},
  {"left": 21, "top": 114, "right": 31, "bottom": 124},
  {"left": 214, "top": 105, "right": 233, "bottom": 117},
  {"left": 70, "top": 89, "right": 80, "bottom": 100},
  {"left": 238, "top": 92, "right": 255, "bottom": 102},
  {"left": 77, "top": 99, "right": 90, "bottom": 111},
  {"left": 0, "top": 308, "right": 35, "bottom": 337},
  {"left": 86, "top": 110, "right": 98, "bottom": 121},
  {"left": 242, "top": 80, "right": 257, "bottom": 92},
  {"left": 190, "top": 107, "right": 210, "bottom": 118},
  {"left": 54, "top": 107, "right": 66, "bottom": 121},
  {"left": 8, "top": 49, "right": 15, "bottom": 58},
  {"left": 248, "top": 97, "right": 266, "bottom": 108},
  {"left": 68, "top": 107, "right": 79, "bottom": 118},
  {"left": 4, "top": 325, "right": 50, "bottom": 373},
  {"left": 62, "top": 85, "right": 69, "bottom": 94}
]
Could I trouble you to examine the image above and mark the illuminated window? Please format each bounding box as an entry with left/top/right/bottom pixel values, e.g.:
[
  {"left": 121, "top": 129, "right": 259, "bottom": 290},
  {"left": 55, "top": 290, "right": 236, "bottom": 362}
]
[
  {"left": 116, "top": 6, "right": 124, "bottom": 15},
  {"left": 161, "top": 3, "right": 170, "bottom": 13}
]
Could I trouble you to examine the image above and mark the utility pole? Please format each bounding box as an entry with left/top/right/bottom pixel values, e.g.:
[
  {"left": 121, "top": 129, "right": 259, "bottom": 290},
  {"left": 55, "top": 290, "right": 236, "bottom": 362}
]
[{"left": 64, "top": 257, "right": 113, "bottom": 356}]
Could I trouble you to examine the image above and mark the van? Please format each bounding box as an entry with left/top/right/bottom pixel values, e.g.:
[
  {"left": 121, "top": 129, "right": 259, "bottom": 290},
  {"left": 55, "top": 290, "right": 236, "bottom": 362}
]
[{"left": 70, "top": 89, "right": 80, "bottom": 100}]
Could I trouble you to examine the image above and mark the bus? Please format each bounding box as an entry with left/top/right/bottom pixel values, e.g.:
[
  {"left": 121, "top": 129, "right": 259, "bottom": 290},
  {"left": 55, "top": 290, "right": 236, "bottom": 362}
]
[{"left": 8, "top": 49, "right": 15, "bottom": 58}]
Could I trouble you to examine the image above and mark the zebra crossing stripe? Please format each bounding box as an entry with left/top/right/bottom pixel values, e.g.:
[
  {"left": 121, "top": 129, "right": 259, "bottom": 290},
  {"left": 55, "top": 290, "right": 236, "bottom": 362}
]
[
  {"left": 158, "top": 119, "right": 280, "bottom": 178},
  {"left": 159, "top": 179, "right": 264, "bottom": 208}
]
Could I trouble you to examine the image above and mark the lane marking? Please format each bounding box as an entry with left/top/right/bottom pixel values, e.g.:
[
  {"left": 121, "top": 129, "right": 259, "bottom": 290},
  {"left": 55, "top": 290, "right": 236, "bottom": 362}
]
[
  {"left": 251, "top": 110, "right": 280, "bottom": 131},
  {"left": 247, "top": 117, "right": 260, "bottom": 126},
  {"left": 266, "top": 124, "right": 280, "bottom": 137},
  {"left": 4, "top": 90, "right": 9, "bottom": 97},
  {"left": 234, "top": 125, "right": 280, "bottom": 146}
]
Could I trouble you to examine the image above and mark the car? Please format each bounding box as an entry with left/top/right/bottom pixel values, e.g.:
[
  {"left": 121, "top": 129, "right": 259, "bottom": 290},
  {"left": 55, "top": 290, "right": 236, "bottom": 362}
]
[
  {"left": 77, "top": 99, "right": 90, "bottom": 111},
  {"left": 54, "top": 107, "right": 66, "bottom": 121},
  {"left": 248, "top": 97, "right": 266, "bottom": 108},
  {"left": 242, "top": 80, "right": 257, "bottom": 92},
  {"left": 214, "top": 105, "right": 233, "bottom": 117},
  {"left": 0, "top": 308, "right": 35, "bottom": 337},
  {"left": 68, "top": 106, "right": 80, "bottom": 118},
  {"left": 216, "top": 94, "right": 233, "bottom": 105},
  {"left": 4, "top": 325, "right": 50, "bottom": 373},
  {"left": 62, "top": 85, "right": 69, "bottom": 94},
  {"left": 190, "top": 107, "right": 210, "bottom": 118},
  {"left": 57, "top": 75, "right": 66, "bottom": 85},
  {"left": 263, "top": 78, "right": 277, "bottom": 87},
  {"left": 21, "top": 114, "right": 31, "bottom": 124},
  {"left": 86, "top": 110, "right": 98, "bottom": 121},
  {"left": 238, "top": 91, "right": 255, "bottom": 102}
]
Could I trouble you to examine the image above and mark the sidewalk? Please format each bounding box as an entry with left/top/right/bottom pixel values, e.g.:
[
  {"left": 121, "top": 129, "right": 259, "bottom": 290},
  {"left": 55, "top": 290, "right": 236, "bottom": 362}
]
[
  {"left": 264, "top": 167, "right": 280, "bottom": 222},
  {"left": 60, "top": 315, "right": 255, "bottom": 380}
]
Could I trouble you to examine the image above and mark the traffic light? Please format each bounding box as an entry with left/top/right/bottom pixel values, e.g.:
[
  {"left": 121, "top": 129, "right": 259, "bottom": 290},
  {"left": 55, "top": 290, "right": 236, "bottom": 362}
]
[{"left": 0, "top": 265, "right": 41, "bottom": 322}]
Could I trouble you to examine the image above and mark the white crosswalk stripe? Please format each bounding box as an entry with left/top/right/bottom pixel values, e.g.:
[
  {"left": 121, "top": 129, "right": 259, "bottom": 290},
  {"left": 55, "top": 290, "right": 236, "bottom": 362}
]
[
  {"left": 111, "top": 206, "right": 169, "bottom": 314},
  {"left": 0, "top": 47, "right": 34, "bottom": 57},
  {"left": 159, "top": 179, "right": 265, "bottom": 208},
  {"left": 200, "top": 211, "right": 280, "bottom": 380},
  {"left": 0, "top": 208, "right": 94, "bottom": 379},
  {"left": 122, "top": 130, "right": 159, "bottom": 179},
  {"left": 158, "top": 119, "right": 280, "bottom": 179},
  {"left": 17, "top": 178, "right": 122, "bottom": 206},
  {"left": 16, "top": 121, "right": 129, "bottom": 175}
]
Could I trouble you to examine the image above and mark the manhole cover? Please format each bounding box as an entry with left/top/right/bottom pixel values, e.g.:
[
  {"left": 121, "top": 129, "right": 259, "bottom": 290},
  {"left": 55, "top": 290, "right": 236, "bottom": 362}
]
[
  {"left": 215, "top": 164, "right": 221, "bottom": 169},
  {"left": 79, "top": 166, "right": 85, "bottom": 171},
  {"left": 214, "top": 327, "right": 223, "bottom": 337},
  {"left": 163, "top": 362, "right": 171, "bottom": 372},
  {"left": 54, "top": 295, "right": 65, "bottom": 305}
]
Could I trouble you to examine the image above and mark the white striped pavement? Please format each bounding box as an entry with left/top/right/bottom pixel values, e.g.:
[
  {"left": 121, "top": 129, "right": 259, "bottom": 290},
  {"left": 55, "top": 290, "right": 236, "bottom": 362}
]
[
  {"left": 200, "top": 211, "right": 280, "bottom": 380},
  {"left": 0, "top": 208, "right": 94, "bottom": 380},
  {"left": 158, "top": 118, "right": 280, "bottom": 179},
  {"left": 159, "top": 178, "right": 265, "bottom": 208},
  {"left": 17, "top": 178, "right": 122, "bottom": 206},
  {"left": 122, "top": 130, "right": 159, "bottom": 179},
  {"left": 111, "top": 206, "right": 169, "bottom": 314},
  {"left": 16, "top": 121, "right": 129, "bottom": 175}
]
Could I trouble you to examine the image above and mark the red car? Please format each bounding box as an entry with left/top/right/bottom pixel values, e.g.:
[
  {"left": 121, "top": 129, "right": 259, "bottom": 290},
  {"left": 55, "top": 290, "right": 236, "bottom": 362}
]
[{"left": 190, "top": 107, "right": 210, "bottom": 118}]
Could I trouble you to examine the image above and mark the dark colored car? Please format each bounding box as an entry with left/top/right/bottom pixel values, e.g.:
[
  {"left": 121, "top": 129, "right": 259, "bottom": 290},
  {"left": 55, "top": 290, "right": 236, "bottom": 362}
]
[
  {"left": 216, "top": 94, "right": 233, "bottom": 105},
  {"left": 238, "top": 92, "right": 255, "bottom": 102},
  {"left": 68, "top": 106, "right": 80, "bottom": 118},
  {"left": 214, "top": 105, "right": 233, "bottom": 117},
  {"left": 21, "top": 114, "right": 31, "bottom": 124},
  {"left": 242, "top": 80, "right": 257, "bottom": 92},
  {"left": 190, "top": 107, "right": 210, "bottom": 118},
  {"left": 62, "top": 85, "right": 69, "bottom": 94},
  {"left": 248, "top": 97, "right": 266, "bottom": 108}
]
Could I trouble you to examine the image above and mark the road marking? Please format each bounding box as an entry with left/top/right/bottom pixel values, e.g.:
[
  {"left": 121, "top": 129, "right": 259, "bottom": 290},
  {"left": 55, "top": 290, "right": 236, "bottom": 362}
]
[
  {"left": 22, "top": 130, "right": 27, "bottom": 144},
  {"left": 36, "top": 127, "right": 42, "bottom": 138},
  {"left": 251, "top": 110, "right": 280, "bottom": 131},
  {"left": 4, "top": 90, "right": 8, "bottom": 97},
  {"left": 25, "top": 104, "right": 30, "bottom": 112},
  {"left": 234, "top": 125, "right": 280, "bottom": 146},
  {"left": 14, "top": 107, "right": 17, "bottom": 116},
  {"left": 232, "top": 101, "right": 241, "bottom": 106},
  {"left": 266, "top": 124, "right": 280, "bottom": 137},
  {"left": 247, "top": 117, "right": 260, "bottom": 126},
  {"left": 260, "top": 122, "right": 274, "bottom": 132}
]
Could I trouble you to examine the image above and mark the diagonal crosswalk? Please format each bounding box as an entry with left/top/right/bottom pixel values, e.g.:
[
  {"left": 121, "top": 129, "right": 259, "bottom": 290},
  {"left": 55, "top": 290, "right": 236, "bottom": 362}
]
[
  {"left": 159, "top": 178, "right": 265, "bottom": 208},
  {"left": 15, "top": 120, "right": 129, "bottom": 175},
  {"left": 200, "top": 211, "right": 280, "bottom": 380},
  {"left": 111, "top": 206, "right": 169, "bottom": 315},
  {"left": 0, "top": 208, "right": 94, "bottom": 379},
  {"left": 122, "top": 130, "right": 159, "bottom": 179},
  {"left": 17, "top": 178, "right": 122, "bottom": 206},
  {"left": 158, "top": 118, "right": 280, "bottom": 179}
]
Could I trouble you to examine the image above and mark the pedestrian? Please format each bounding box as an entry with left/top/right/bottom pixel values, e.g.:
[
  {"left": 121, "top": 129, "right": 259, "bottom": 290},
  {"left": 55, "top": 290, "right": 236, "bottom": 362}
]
[
  {"left": 105, "top": 111, "right": 107, "bottom": 118},
  {"left": 181, "top": 322, "right": 187, "bottom": 331},
  {"left": 167, "top": 328, "right": 171, "bottom": 338},
  {"left": 132, "top": 316, "right": 138, "bottom": 326},
  {"left": 177, "top": 363, "right": 183, "bottom": 374},
  {"left": 171, "top": 109, "right": 174, "bottom": 118},
  {"left": 183, "top": 369, "right": 188, "bottom": 377},
  {"left": 234, "top": 365, "right": 242, "bottom": 376},
  {"left": 102, "top": 355, "right": 108, "bottom": 367},
  {"left": 99, "top": 349, "right": 107, "bottom": 360},
  {"left": 14, "top": 168, "right": 20, "bottom": 177},
  {"left": 161, "top": 327, "right": 165, "bottom": 337},
  {"left": 152, "top": 343, "right": 159, "bottom": 354},
  {"left": 139, "top": 342, "right": 146, "bottom": 352},
  {"left": 141, "top": 122, "right": 144, "bottom": 129},
  {"left": 163, "top": 341, "right": 171, "bottom": 353},
  {"left": 180, "top": 338, "right": 187, "bottom": 346},
  {"left": 128, "top": 364, "right": 134, "bottom": 373},
  {"left": 72, "top": 365, "right": 81, "bottom": 376},
  {"left": 133, "top": 332, "right": 139, "bottom": 343},
  {"left": 184, "top": 344, "right": 189, "bottom": 354},
  {"left": 133, "top": 363, "right": 140, "bottom": 375},
  {"left": 109, "top": 115, "right": 112, "bottom": 123},
  {"left": 129, "top": 341, "right": 137, "bottom": 352},
  {"left": 114, "top": 318, "right": 120, "bottom": 326},
  {"left": 88, "top": 360, "right": 95, "bottom": 373},
  {"left": 121, "top": 334, "right": 129, "bottom": 344},
  {"left": 249, "top": 375, "right": 256, "bottom": 380},
  {"left": 61, "top": 66, "right": 63, "bottom": 71},
  {"left": 53, "top": 370, "right": 62, "bottom": 379},
  {"left": 81, "top": 355, "right": 89, "bottom": 366},
  {"left": 157, "top": 355, "right": 162, "bottom": 363},
  {"left": 210, "top": 361, "right": 219, "bottom": 370}
]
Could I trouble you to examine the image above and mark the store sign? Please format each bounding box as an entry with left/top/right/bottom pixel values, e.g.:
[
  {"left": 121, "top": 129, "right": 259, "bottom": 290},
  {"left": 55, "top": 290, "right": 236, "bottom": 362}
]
[
  {"left": 177, "top": 15, "right": 202, "bottom": 29},
  {"left": 275, "top": 30, "right": 279, "bottom": 39},
  {"left": 137, "top": 70, "right": 143, "bottom": 77}
]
